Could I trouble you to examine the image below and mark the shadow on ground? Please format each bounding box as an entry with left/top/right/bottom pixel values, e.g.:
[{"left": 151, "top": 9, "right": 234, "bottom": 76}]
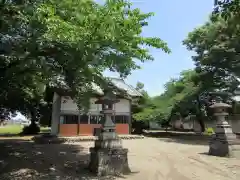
[
  {"left": 0, "top": 139, "right": 129, "bottom": 180},
  {"left": 0, "top": 132, "right": 50, "bottom": 138},
  {"left": 144, "top": 131, "right": 210, "bottom": 146}
]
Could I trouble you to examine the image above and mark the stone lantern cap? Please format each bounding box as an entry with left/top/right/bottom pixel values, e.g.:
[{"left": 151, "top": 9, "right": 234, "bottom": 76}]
[{"left": 209, "top": 102, "right": 231, "bottom": 109}]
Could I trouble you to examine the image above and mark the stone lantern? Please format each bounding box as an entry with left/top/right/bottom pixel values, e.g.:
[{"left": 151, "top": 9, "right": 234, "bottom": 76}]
[
  {"left": 208, "top": 100, "right": 237, "bottom": 157},
  {"left": 88, "top": 90, "right": 130, "bottom": 176}
]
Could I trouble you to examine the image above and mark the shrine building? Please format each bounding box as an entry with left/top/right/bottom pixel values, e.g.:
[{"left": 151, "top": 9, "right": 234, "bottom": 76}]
[{"left": 50, "top": 77, "right": 142, "bottom": 136}]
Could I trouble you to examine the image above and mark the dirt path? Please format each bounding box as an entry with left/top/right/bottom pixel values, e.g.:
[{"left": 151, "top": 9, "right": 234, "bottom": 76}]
[
  {"left": 0, "top": 137, "right": 239, "bottom": 180},
  {"left": 121, "top": 138, "right": 239, "bottom": 180}
]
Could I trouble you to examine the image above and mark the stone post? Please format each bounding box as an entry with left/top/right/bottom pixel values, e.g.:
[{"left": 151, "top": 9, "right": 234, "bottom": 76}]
[
  {"left": 88, "top": 90, "right": 131, "bottom": 176},
  {"left": 208, "top": 101, "right": 238, "bottom": 157}
]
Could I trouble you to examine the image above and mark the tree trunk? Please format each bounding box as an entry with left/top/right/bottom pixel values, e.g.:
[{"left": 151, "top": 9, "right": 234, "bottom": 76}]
[
  {"left": 196, "top": 97, "right": 205, "bottom": 133},
  {"left": 196, "top": 113, "right": 205, "bottom": 133},
  {"left": 30, "top": 108, "right": 38, "bottom": 125}
]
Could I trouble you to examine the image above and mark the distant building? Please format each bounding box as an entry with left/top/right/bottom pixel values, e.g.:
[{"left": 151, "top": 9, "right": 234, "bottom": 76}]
[{"left": 21, "top": 119, "right": 31, "bottom": 126}]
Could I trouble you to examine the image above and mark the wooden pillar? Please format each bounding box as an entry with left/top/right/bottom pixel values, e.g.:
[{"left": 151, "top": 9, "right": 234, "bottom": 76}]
[
  {"left": 88, "top": 113, "right": 90, "bottom": 124},
  {"left": 129, "top": 99, "right": 132, "bottom": 134},
  {"left": 113, "top": 103, "right": 116, "bottom": 124},
  {"left": 77, "top": 112, "right": 80, "bottom": 135}
]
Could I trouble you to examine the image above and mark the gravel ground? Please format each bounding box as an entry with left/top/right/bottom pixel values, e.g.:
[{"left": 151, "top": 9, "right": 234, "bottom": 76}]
[
  {"left": 0, "top": 137, "right": 239, "bottom": 180},
  {"left": 123, "top": 138, "right": 240, "bottom": 180}
]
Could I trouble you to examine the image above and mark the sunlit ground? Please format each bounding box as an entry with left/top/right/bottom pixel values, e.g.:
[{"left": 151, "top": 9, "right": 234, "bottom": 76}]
[{"left": 0, "top": 137, "right": 239, "bottom": 180}]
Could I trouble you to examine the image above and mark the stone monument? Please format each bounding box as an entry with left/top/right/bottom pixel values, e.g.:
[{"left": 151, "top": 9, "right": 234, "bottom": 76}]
[
  {"left": 208, "top": 99, "right": 237, "bottom": 157},
  {"left": 88, "top": 90, "right": 131, "bottom": 176}
]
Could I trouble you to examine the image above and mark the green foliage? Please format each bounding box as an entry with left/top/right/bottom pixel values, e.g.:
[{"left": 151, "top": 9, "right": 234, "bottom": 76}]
[
  {"left": 0, "top": 125, "right": 50, "bottom": 135},
  {"left": 135, "top": 82, "right": 145, "bottom": 91},
  {"left": 133, "top": 70, "right": 201, "bottom": 124},
  {"left": 0, "top": 0, "right": 170, "bottom": 119},
  {"left": 204, "top": 127, "right": 215, "bottom": 136},
  {"left": 132, "top": 69, "right": 215, "bottom": 133},
  {"left": 177, "top": 0, "right": 240, "bottom": 131},
  {"left": 36, "top": 0, "right": 170, "bottom": 98},
  {"left": 183, "top": 0, "right": 240, "bottom": 92},
  {"left": 132, "top": 0, "right": 240, "bottom": 132}
]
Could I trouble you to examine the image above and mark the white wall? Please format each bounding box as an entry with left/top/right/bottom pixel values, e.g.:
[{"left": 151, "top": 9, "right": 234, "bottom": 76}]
[
  {"left": 60, "top": 97, "right": 101, "bottom": 112},
  {"left": 60, "top": 96, "right": 130, "bottom": 114},
  {"left": 114, "top": 99, "right": 130, "bottom": 113},
  {"left": 61, "top": 96, "right": 78, "bottom": 112}
]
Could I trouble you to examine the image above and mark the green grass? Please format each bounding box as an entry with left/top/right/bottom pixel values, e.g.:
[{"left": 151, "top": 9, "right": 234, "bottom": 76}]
[
  {"left": 0, "top": 125, "right": 22, "bottom": 135},
  {"left": 40, "top": 126, "right": 51, "bottom": 133},
  {"left": 0, "top": 125, "right": 51, "bottom": 136}
]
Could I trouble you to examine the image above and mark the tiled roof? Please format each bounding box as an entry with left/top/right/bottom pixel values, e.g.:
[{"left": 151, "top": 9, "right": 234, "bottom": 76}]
[
  {"left": 50, "top": 76, "right": 142, "bottom": 97},
  {"left": 109, "top": 77, "right": 142, "bottom": 97}
]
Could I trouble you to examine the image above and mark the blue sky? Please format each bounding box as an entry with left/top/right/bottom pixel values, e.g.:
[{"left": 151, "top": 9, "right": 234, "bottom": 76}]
[{"left": 104, "top": 0, "right": 214, "bottom": 96}]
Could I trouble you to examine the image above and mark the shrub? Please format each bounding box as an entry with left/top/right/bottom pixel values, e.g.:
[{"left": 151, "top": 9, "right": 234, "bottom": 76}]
[
  {"left": 21, "top": 123, "right": 40, "bottom": 135},
  {"left": 132, "top": 120, "right": 149, "bottom": 134},
  {"left": 205, "top": 127, "right": 214, "bottom": 135}
]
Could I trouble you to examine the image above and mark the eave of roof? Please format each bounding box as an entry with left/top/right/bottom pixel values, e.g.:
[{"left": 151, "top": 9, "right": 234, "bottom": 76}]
[{"left": 50, "top": 76, "right": 142, "bottom": 98}]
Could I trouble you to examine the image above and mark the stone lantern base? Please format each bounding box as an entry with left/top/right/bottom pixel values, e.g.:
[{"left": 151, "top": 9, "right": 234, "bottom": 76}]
[
  {"left": 209, "top": 122, "right": 239, "bottom": 157},
  {"left": 88, "top": 141, "right": 131, "bottom": 176}
]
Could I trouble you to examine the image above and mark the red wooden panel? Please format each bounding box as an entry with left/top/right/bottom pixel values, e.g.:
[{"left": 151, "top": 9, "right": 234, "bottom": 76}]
[
  {"left": 59, "top": 124, "right": 129, "bottom": 136},
  {"left": 78, "top": 124, "right": 101, "bottom": 135},
  {"left": 78, "top": 124, "right": 129, "bottom": 135},
  {"left": 116, "top": 124, "right": 129, "bottom": 134},
  {"left": 59, "top": 124, "right": 78, "bottom": 136}
]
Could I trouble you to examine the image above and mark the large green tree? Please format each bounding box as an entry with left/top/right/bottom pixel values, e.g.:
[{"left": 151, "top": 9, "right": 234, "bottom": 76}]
[
  {"left": 0, "top": 0, "right": 170, "bottom": 122},
  {"left": 131, "top": 0, "right": 240, "bottom": 132},
  {"left": 132, "top": 71, "right": 199, "bottom": 125},
  {"left": 179, "top": 0, "right": 240, "bottom": 131},
  {"left": 133, "top": 70, "right": 212, "bottom": 132},
  {"left": 183, "top": 0, "right": 240, "bottom": 93}
]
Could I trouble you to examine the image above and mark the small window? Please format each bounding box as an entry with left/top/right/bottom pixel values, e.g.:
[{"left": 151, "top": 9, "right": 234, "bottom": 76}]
[
  {"left": 112, "top": 115, "right": 129, "bottom": 124},
  {"left": 62, "top": 115, "right": 78, "bottom": 124},
  {"left": 123, "top": 115, "right": 129, "bottom": 124},
  {"left": 90, "top": 115, "right": 98, "bottom": 124},
  {"left": 98, "top": 115, "right": 130, "bottom": 124},
  {"left": 115, "top": 115, "right": 123, "bottom": 124},
  {"left": 60, "top": 116, "right": 64, "bottom": 124},
  {"left": 80, "top": 114, "right": 89, "bottom": 124}
]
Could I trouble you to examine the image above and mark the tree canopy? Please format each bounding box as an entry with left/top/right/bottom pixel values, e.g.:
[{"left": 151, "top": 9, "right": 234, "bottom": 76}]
[
  {"left": 183, "top": 0, "right": 240, "bottom": 92},
  {"left": 132, "top": 0, "right": 240, "bottom": 132},
  {"left": 133, "top": 70, "right": 200, "bottom": 123},
  {"left": 2, "top": 0, "right": 239, "bottom": 134},
  {"left": 0, "top": 0, "right": 170, "bottom": 121}
]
